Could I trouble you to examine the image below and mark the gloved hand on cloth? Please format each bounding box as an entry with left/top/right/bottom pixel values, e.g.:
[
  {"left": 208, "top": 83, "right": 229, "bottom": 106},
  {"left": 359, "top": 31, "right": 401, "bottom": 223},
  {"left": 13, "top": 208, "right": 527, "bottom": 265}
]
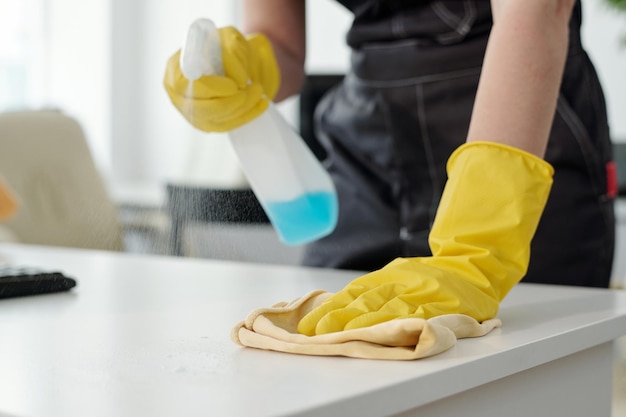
[
  {"left": 232, "top": 141, "right": 554, "bottom": 360},
  {"left": 163, "top": 26, "right": 280, "bottom": 132}
]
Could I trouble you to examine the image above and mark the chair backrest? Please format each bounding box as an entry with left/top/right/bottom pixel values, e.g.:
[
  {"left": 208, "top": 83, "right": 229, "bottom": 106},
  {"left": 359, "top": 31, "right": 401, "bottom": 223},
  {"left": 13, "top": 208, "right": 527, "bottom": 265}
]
[{"left": 0, "top": 109, "right": 123, "bottom": 251}]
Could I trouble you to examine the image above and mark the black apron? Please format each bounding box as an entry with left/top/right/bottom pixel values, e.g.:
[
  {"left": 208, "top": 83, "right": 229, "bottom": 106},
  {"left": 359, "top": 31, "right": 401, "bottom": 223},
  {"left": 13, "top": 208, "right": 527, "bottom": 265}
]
[{"left": 302, "top": 0, "right": 616, "bottom": 288}]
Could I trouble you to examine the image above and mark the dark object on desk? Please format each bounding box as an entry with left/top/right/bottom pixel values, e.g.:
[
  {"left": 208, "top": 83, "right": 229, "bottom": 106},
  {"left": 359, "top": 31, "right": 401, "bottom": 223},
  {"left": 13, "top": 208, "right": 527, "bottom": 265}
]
[
  {"left": 0, "top": 266, "right": 77, "bottom": 299},
  {"left": 166, "top": 184, "right": 269, "bottom": 256}
]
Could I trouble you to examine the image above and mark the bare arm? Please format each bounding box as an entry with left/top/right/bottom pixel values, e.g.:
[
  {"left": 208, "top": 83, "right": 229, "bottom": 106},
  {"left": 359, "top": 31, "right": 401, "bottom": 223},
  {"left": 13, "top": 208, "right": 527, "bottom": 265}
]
[
  {"left": 242, "top": 0, "right": 306, "bottom": 102},
  {"left": 468, "top": 0, "right": 575, "bottom": 157}
]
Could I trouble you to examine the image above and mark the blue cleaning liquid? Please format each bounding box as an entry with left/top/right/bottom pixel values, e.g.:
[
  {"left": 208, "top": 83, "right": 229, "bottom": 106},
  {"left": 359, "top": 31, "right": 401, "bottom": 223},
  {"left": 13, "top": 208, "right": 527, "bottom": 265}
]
[{"left": 264, "top": 191, "right": 338, "bottom": 246}]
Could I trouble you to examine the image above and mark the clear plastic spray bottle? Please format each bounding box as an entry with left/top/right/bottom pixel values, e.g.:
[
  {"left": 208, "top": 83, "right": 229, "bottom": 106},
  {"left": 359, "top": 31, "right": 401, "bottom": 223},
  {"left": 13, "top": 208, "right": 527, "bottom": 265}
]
[{"left": 180, "top": 18, "right": 338, "bottom": 246}]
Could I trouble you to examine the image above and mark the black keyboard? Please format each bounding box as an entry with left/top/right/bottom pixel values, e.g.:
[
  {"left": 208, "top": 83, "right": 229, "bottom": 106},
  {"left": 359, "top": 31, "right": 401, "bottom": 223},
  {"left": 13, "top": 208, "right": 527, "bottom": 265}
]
[{"left": 0, "top": 266, "right": 77, "bottom": 299}]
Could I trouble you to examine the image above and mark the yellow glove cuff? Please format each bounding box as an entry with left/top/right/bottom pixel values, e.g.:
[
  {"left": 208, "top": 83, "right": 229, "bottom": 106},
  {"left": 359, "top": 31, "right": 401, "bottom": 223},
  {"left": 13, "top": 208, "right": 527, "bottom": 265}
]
[
  {"left": 242, "top": 32, "right": 280, "bottom": 101},
  {"left": 425, "top": 141, "right": 554, "bottom": 301}
]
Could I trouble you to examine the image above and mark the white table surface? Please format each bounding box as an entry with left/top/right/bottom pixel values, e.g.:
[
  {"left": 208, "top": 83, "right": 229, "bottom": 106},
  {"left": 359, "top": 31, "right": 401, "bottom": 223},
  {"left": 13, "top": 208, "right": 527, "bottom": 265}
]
[{"left": 0, "top": 243, "right": 625, "bottom": 417}]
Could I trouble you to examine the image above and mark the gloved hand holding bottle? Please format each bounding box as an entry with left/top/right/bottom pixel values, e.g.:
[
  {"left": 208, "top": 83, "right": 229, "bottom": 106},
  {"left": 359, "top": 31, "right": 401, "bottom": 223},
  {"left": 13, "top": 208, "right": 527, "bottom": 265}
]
[
  {"left": 164, "top": 24, "right": 280, "bottom": 133},
  {"left": 163, "top": 20, "right": 338, "bottom": 246}
]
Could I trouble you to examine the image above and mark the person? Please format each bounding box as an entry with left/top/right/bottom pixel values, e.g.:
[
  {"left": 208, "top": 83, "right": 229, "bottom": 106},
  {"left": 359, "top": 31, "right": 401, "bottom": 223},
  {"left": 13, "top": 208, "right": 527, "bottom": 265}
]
[
  {"left": 165, "top": 0, "right": 615, "bottom": 290},
  {"left": 239, "top": 0, "right": 616, "bottom": 289}
]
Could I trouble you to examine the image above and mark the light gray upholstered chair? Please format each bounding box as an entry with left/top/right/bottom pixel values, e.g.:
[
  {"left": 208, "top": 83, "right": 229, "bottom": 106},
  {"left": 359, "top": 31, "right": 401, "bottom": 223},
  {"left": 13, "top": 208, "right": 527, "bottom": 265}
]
[{"left": 0, "top": 109, "right": 123, "bottom": 251}]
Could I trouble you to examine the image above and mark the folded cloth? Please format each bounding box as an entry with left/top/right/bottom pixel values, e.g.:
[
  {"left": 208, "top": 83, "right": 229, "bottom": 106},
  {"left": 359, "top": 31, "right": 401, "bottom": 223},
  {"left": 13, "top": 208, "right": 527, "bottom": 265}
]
[{"left": 231, "top": 290, "right": 501, "bottom": 360}]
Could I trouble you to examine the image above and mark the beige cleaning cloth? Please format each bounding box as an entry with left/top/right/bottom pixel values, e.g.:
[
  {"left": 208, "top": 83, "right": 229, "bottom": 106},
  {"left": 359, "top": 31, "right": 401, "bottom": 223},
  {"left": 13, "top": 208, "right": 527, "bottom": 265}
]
[{"left": 231, "top": 290, "right": 502, "bottom": 360}]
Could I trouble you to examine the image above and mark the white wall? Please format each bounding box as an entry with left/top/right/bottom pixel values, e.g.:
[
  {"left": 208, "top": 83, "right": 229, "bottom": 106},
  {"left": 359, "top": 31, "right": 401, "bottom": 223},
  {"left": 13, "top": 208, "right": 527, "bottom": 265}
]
[
  {"left": 305, "top": 1, "right": 351, "bottom": 73},
  {"left": 109, "top": 0, "right": 144, "bottom": 182},
  {"left": 109, "top": 0, "right": 240, "bottom": 188},
  {"left": 46, "top": 0, "right": 111, "bottom": 176},
  {"left": 582, "top": 1, "right": 626, "bottom": 142}
]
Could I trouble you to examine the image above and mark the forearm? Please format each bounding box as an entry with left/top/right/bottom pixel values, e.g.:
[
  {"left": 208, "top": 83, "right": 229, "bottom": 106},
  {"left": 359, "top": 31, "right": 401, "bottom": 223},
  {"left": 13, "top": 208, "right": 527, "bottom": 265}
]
[
  {"left": 268, "top": 43, "right": 307, "bottom": 102},
  {"left": 242, "top": 0, "right": 307, "bottom": 102},
  {"left": 468, "top": 0, "right": 575, "bottom": 157}
]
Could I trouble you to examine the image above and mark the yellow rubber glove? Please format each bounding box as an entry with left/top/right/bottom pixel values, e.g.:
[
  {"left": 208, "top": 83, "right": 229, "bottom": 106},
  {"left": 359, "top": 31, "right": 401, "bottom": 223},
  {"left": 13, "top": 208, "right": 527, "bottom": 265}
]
[
  {"left": 163, "top": 26, "right": 280, "bottom": 132},
  {"left": 298, "top": 142, "right": 554, "bottom": 336},
  {"left": 0, "top": 176, "right": 19, "bottom": 221}
]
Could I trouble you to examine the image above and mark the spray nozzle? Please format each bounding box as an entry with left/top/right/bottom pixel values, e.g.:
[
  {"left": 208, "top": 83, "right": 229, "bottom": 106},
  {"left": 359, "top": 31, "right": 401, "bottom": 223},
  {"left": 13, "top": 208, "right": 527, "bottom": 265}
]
[{"left": 180, "top": 18, "right": 224, "bottom": 80}]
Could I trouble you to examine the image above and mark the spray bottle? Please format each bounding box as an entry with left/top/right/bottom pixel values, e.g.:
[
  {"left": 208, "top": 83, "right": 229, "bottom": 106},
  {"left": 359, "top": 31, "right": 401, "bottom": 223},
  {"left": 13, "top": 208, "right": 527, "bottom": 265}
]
[{"left": 180, "top": 18, "right": 338, "bottom": 246}]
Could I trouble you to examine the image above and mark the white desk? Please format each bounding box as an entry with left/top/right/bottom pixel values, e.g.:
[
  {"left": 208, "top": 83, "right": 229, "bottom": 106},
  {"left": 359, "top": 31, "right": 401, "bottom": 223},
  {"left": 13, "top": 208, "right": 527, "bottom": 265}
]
[{"left": 0, "top": 243, "right": 625, "bottom": 417}]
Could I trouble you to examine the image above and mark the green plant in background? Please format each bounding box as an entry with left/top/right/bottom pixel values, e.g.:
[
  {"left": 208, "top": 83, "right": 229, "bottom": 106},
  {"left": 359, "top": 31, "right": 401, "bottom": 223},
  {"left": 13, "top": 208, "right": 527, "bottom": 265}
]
[
  {"left": 604, "top": 0, "right": 626, "bottom": 44},
  {"left": 605, "top": 0, "right": 626, "bottom": 10}
]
